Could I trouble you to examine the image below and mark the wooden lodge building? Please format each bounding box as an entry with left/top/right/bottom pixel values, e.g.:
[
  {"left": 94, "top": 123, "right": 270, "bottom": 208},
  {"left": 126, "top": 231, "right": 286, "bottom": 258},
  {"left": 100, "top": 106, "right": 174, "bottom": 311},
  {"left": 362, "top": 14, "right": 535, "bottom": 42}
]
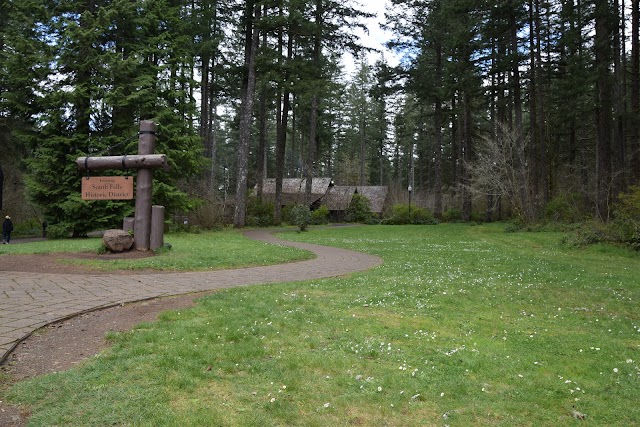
[{"left": 258, "top": 178, "right": 388, "bottom": 220}]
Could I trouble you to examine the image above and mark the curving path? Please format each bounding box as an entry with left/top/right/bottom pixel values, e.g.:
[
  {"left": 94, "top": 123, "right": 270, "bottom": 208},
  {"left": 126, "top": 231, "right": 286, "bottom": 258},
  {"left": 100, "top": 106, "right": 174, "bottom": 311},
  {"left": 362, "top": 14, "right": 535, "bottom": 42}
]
[{"left": 0, "top": 229, "right": 382, "bottom": 362}]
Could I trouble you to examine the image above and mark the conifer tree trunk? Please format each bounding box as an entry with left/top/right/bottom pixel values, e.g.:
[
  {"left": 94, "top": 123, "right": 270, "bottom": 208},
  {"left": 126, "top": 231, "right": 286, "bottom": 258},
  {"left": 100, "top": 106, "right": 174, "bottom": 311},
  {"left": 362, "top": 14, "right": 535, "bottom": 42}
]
[
  {"left": 595, "top": 0, "right": 614, "bottom": 220},
  {"left": 274, "top": 7, "right": 292, "bottom": 225},
  {"left": 631, "top": 0, "right": 640, "bottom": 183},
  {"left": 234, "top": 2, "right": 260, "bottom": 228},
  {"left": 612, "top": 0, "right": 626, "bottom": 195},
  {"left": 75, "top": 0, "right": 96, "bottom": 139},
  {"left": 461, "top": 91, "right": 472, "bottom": 222},
  {"left": 433, "top": 41, "right": 443, "bottom": 219},
  {"left": 256, "top": 7, "right": 269, "bottom": 202},
  {"left": 510, "top": 4, "right": 523, "bottom": 132},
  {"left": 305, "top": 0, "right": 322, "bottom": 205},
  {"left": 535, "top": 0, "right": 548, "bottom": 207}
]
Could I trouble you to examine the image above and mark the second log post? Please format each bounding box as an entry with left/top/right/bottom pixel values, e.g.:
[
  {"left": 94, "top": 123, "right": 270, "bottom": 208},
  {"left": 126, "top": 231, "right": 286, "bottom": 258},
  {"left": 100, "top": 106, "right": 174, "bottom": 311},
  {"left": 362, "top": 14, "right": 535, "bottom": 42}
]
[{"left": 134, "top": 121, "right": 156, "bottom": 250}]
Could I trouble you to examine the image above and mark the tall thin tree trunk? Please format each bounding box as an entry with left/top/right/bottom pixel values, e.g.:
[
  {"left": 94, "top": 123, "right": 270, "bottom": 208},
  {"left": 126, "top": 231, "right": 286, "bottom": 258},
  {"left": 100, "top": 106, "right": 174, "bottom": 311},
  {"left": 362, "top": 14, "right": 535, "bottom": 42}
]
[
  {"left": 256, "top": 90, "right": 267, "bottom": 201},
  {"left": 510, "top": 4, "right": 523, "bottom": 131},
  {"left": 461, "top": 91, "right": 472, "bottom": 221},
  {"left": 535, "top": 0, "right": 548, "bottom": 207},
  {"left": 359, "top": 113, "right": 366, "bottom": 186},
  {"left": 529, "top": 0, "right": 539, "bottom": 198},
  {"left": 529, "top": 0, "right": 548, "bottom": 214},
  {"left": 632, "top": 0, "right": 640, "bottom": 184},
  {"left": 433, "top": 40, "right": 443, "bottom": 219},
  {"left": 595, "top": 0, "right": 614, "bottom": 220},
  {"left": 451, "top": 94, "right": 459, "bottom": 190},
  {"left": 256, "top": 6, "right": 269, "bottom": 202},
  {"left": 200, "top": 55, "right": 210, "bottom": 146},
  {"left": 305, "top": 94, "right": 319, "bottom": 205},
  {"left": 275, "top": 14, "right": 292, "bottom": 224},
  {"left": 234, "top": 2, "right": 260, "bottom": 228},
  {"left": 305, "top": 0, "right": 322, "bottom": 205},
  {"left": 612, "top": 0, "right": 626, "bottom": 195}
]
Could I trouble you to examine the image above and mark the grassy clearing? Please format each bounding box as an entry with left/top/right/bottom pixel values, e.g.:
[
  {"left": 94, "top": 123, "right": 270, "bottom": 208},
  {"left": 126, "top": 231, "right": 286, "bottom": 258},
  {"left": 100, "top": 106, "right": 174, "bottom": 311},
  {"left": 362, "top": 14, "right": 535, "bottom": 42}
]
[
  {"left": 5, "top": 224, "right": 639, "bottom": 426},
  {"left": 0, "top": 229, "right": 312, "bottom": 271}
]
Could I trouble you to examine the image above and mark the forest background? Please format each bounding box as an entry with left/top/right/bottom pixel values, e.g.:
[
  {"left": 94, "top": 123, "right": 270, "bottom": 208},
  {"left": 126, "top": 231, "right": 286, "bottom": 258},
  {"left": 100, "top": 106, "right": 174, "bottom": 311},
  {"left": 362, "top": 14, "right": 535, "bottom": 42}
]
[{"left": 0, "top": 0, "right": 639, "bottom": 238}]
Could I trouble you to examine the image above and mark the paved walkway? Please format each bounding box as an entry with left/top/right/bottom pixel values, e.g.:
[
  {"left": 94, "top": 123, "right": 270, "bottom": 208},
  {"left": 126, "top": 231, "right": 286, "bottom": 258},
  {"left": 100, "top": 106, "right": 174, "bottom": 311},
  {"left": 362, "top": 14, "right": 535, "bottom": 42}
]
[{"left": 0, "top": 229, "right": 382, "bottom": 362}]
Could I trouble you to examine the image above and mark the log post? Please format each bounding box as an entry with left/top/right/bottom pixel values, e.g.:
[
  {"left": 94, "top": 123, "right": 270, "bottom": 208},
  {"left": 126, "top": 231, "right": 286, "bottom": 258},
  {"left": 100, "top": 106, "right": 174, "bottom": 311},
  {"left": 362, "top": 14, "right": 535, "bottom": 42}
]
[
  {"left": 150, "top": 205, "right": 165, "bottom": 250},
  {"left": 76, "top": 155, "right": 168, "bottom": 171},
  {"left": 123, "top": 217, "right": 134, "bottom": 233},
  {"left": 134, "top": 121, "right": 156, "bottom": 250}
]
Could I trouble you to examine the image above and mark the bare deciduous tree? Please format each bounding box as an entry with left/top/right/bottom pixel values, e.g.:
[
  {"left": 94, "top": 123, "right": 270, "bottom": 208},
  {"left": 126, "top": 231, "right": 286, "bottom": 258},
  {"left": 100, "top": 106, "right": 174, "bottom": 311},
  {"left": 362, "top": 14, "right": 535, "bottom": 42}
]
[{"left": 469, "top": 123, "right": 536, "bottom": 222}]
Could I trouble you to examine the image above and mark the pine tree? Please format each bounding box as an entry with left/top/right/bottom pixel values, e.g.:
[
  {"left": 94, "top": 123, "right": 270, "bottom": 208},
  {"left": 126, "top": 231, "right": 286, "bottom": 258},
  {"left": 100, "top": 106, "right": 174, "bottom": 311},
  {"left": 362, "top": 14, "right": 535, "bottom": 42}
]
[{"left": 20, "top": 0, "right": 206, "bottom": 236}]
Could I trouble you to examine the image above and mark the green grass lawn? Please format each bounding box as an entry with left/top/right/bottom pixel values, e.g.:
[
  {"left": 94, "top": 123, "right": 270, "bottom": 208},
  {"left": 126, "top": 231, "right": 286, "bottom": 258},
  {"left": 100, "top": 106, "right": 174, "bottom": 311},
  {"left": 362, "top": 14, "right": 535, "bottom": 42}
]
[
  {"left": 0, "top": 229, "right": 312, "bottom": 271},
  {"left": 4, "top": 224, "right": 639, "bottom": 426}
]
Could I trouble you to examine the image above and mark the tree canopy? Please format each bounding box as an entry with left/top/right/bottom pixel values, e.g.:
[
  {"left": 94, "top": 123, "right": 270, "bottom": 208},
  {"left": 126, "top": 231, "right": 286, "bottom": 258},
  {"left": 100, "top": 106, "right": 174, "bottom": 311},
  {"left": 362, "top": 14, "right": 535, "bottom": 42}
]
[{"left": 1, "top": 0, "right": 638, "bottom": 230}]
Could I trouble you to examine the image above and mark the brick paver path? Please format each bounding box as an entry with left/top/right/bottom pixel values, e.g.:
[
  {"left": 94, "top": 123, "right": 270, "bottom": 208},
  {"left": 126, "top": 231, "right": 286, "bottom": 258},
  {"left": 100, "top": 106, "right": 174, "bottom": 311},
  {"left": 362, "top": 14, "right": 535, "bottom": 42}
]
[{"left": 0, "top": 229, "right": 381, "bottom": 362}]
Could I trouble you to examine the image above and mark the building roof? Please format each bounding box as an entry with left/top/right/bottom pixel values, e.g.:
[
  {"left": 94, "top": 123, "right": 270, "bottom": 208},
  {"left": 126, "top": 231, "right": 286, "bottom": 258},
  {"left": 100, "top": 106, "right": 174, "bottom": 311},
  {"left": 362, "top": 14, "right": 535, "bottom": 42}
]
[
  {"left": 356, "top": 186, "right": 388, "bottom": 213},
  {"left": 259, "top": 178, "right": 332, "bottom": 206},
  {"left": 324, "top": 186, "right": 356, "bottom": 211},
  {"left": 324, "top": 185, "right": 388, "bottom": 213},
  {"left": 257, "top": 178, "right": 388, "bottom": 213}
]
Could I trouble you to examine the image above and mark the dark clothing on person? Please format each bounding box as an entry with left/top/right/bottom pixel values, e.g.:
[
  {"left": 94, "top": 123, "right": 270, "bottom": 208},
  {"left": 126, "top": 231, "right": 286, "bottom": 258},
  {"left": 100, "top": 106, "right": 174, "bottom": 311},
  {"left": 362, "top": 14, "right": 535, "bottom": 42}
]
[{"left": 3, "top": 217, "right": 13, "bottom": 244}]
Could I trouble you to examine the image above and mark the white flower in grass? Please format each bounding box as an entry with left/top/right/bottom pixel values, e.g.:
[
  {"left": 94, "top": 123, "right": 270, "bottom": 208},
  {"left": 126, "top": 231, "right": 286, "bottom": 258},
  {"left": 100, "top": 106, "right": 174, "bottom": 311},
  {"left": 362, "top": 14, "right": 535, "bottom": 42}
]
[
  {"left": 613, "top": 368, "right": 619, "bottom": 373},
  {"left": 324, "top": 403, "right": 330, "bottom": 408}
]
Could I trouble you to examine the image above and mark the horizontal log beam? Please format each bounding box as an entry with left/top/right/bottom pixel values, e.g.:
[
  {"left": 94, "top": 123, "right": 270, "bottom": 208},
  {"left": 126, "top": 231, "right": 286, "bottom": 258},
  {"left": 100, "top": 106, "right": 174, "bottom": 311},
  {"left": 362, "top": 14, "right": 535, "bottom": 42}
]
[{"left": 76, "top": 155, "right": 169, "bottom": 171}]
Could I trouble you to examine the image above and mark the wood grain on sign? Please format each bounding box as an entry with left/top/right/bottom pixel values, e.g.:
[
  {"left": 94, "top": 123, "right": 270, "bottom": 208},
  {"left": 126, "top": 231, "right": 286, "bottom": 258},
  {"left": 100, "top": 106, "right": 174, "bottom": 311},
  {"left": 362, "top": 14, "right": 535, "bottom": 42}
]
[{"left": 82, "top": 176, "right": 134, "bottom": 200}]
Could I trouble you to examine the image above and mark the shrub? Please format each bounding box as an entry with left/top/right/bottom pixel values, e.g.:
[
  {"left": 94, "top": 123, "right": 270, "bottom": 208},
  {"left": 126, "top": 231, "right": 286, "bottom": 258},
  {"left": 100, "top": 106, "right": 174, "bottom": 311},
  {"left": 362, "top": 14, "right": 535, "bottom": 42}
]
[
  {"left": 562, "top": 187, "right": 640, "bottom": 250},
  {"left": 504, "top": 219, "right": 525, "bottom": 233},
  {"left": 291, "top": 204, "right": 311, "bottom": 232},
  {"left": 382, "top": 204, "right": 438, "bottom": 225},
  {"left": 612, "top": 186, "right": 640, "bottom": 250},
  {"left": 12, "top": 219, "right": 43, "bottom": 238},
  {"left": 345, "top": 194, "right": 373, "bottom": 223},
  {"left": 545, "top": 193, "right": 588, "bottom": 223},
  {"left": 169, "top": 220, "right": 201, "bottom": 233},
  {"left": 562, "top": 220, "right": 609, "bottom": 247},
  {"left": 616, "top": 186, "right": 640, "bottom": 221},
  {"left": 310, "top": 205, "right": 330, "bottom": 225},
  {"left": 246, "top": 198, "right": 274, "bottom": 227},
  {"left": 365, "top": 214, "right": 381, "bottom": 225},
  {"left": 45, "top": 223, "right": 72, "bottom": 240},
  {"left": 281, "top": 205, "right": 295, "bottom": 225},
  {"left": 442, "top": 208, "right": 463, "bottom": 223},
  {"left": 153, "top": 243, "right": 173, "bottom": 255}
]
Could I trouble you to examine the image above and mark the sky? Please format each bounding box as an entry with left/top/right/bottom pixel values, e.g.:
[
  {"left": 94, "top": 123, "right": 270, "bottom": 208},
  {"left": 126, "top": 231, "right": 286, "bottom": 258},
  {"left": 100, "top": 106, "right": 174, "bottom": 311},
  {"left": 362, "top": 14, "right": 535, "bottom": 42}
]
[{"left": 341, "top": 0, "right": 400, "bottom": 77}]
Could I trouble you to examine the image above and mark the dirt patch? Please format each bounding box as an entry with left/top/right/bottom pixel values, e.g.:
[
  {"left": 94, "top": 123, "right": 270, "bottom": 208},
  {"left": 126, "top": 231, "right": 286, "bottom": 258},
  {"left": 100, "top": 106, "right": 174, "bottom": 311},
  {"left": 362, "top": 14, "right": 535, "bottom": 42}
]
[
  {"left": 2, "top": 292, "right": 211, "bottom": 380},
  {"left": 0, "top": 252, "right": 216, "bottom": 426},
  {"left": 0, "top": 250, "right": 158, "bottom": 275}
]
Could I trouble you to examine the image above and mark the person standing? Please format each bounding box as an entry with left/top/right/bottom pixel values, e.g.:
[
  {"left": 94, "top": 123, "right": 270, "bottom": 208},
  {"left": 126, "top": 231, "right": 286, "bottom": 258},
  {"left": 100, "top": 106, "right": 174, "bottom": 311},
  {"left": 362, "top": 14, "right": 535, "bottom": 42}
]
[{"left": 3, "top": 215, "right": 13, "bottom": 244}]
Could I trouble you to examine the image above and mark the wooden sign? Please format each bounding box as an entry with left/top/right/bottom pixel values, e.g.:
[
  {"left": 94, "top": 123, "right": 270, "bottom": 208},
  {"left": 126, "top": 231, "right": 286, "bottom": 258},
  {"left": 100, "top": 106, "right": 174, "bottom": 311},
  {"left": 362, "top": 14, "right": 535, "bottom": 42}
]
[{"left": 82, "top": 176, "right": 134, "bottom": 200}]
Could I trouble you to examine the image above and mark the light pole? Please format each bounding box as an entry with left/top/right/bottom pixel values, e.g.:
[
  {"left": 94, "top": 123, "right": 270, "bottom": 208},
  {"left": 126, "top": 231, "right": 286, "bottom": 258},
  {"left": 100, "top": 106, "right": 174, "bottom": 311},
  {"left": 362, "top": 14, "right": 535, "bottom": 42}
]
[{"left": 409, "top": 139, "right": 415, "bottom": 223}]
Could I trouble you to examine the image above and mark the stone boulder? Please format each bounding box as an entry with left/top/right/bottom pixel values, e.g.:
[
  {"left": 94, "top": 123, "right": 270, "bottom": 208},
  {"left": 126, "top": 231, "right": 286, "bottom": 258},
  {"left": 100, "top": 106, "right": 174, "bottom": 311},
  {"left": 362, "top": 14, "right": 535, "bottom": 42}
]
[{"left": 103, "top": 229, "right": 134, "bottom": 252}]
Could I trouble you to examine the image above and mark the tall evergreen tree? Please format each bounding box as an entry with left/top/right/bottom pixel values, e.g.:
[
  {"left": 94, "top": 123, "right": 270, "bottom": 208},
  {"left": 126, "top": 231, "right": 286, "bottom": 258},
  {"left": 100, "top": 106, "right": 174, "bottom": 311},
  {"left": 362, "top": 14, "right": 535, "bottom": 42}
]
[
  {"left": 20, "top": 0, "right": 205, "bottom": 236},
  {"left": 233, "top": 0, "right": 260, "bottom": 228}
]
